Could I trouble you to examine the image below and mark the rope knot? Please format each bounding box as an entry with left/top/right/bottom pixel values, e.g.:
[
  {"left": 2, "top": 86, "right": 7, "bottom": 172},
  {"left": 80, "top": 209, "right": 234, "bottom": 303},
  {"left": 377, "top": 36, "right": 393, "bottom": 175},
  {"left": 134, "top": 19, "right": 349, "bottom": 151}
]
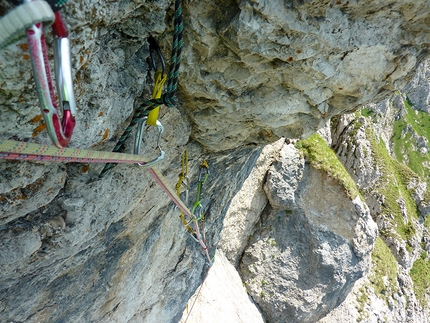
[{"left": 162, "top": 92, "right": 177, "bottom": 108}]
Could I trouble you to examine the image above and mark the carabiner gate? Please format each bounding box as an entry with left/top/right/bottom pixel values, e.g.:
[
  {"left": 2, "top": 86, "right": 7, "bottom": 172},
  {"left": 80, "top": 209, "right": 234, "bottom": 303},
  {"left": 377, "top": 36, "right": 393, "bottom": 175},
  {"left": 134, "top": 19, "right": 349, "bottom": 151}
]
[
  {"left": 26, "top": 2, "right": 76, "bottom": 148},
  {"left": 134, "top": 116, "right": 165, "bottom": 167}
]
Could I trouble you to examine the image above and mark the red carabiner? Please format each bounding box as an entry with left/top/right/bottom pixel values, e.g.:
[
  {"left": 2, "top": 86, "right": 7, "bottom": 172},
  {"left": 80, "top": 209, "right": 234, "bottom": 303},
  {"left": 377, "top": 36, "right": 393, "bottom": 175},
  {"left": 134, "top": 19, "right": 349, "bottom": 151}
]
[{"left": 26, "top": 6, "right": 76, "bottom": 148}]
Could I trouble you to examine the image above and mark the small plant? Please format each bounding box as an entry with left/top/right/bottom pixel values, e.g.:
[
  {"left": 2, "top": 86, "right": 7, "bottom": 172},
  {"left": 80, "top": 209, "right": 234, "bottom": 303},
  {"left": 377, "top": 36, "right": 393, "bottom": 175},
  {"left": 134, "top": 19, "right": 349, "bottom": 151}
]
[
  {"left": 260, "top": 291, "right": 265, "bottom": 298},
  {"left": 425, "top": 216, "right": 430, "bottom": 229}
]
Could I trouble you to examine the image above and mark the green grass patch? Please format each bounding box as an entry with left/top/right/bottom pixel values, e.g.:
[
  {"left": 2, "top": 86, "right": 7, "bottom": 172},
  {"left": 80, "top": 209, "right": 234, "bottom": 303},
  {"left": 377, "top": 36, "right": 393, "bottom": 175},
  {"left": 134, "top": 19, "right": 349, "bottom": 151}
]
[
  {"left": 361, "top": 107, "right": 374, "bottom": 117},
  {"left": 410, "top": 251, "right": 430, "bottom": 307},
  {"left": 296, "top": 134, "right": 360, "bottom": 200},
  {"left": 392, "top": 98, "right": 430, "bottom": 183},
  {"left": 370, "top": 237, "right": 398, "bottom": 303},
  {"left": 349, "top": 118, "right": 365, "bottom": 139},
  {"left": 366, "top": 127, "right": 419, "bottom": 240},
  {"left": 356, "top": 287, "right": 370, "bottom": 322}
]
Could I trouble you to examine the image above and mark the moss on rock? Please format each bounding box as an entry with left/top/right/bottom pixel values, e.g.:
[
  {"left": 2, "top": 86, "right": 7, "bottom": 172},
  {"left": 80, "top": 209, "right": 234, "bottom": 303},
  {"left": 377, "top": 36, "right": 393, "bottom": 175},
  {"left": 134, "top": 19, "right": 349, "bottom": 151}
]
[{"left": 297, "top": 134, "right": 361, "bottom": 200}]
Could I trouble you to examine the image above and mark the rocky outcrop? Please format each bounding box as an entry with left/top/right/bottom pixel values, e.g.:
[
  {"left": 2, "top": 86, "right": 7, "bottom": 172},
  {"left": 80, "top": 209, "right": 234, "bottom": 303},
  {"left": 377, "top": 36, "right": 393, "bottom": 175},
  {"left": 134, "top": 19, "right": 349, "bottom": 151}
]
[
  {"left": 325, "top": 65, "right": 430, "bottom": 321},
  {"left": 182, "top": 61, "right": 430, "bottom": 323},
  {"left": 239, "top": 141, "right": 377, "bottom": 323},
  {"left": 320, "top": 111, "right": 430, "bottom": 322},
  {"left": 405, "top": 60, "right": 430, "bottom": 114},
  {"left": 1, "top": 0, "right": 430, "bottom": 322},
  {"left": 219, "top": 139, "right": 284, "bottom": 267}
]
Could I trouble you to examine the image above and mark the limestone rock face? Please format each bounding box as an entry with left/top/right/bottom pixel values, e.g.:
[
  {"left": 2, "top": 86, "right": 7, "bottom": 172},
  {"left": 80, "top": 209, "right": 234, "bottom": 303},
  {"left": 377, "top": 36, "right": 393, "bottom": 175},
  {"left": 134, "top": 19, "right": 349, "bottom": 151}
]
[
  {"left": 325, "top": 64, "right": 430, "bottom": 321},
  {"left": 182, "top": 61, "right": 430, "bottom": 323},
  {"left": 179, "top": 250, "right": 265, "bottom": 323},
  {"left": 406, "top": 60, "right": 430, "bottom": 113},
  {"left": 320, "top": 112, "right": 430, "bottom": 322},
  {"left": 239, "top": 143, "right": 377, "bottom": 323},
  {"left": 219, "top": 139, "right": 284, "bottom": 266},
  {"left": 181, "top": 0, "right": 429, "bottom": 151},
  {"left": 1, "top": 0, "right": 430, "bottom": 322}
]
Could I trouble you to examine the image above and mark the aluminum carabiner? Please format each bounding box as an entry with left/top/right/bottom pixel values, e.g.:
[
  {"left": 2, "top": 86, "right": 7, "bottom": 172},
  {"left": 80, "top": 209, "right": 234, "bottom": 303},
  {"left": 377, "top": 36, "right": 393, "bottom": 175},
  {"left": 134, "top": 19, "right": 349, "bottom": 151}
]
[
  {"left": 147, "top": 35, "right": 166, "bottom": 76},
  {"left": 26, "top": 2, "right": 76, "bottom": 148},
  {"left": 190, "top": 160, "right": 210, "bottom": 219},
  {"left": 198, "top": 160, "right": 210, "bottom": 183},
  {"left": 133, "top": 116, "right": 165, "bottom": 167}
]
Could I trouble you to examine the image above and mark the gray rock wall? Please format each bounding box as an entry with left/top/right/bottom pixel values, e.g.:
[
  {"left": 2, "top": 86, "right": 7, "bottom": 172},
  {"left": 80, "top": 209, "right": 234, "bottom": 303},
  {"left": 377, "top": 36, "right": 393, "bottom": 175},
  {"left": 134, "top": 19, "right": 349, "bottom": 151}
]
[
  {"left": 239, "top": 143, "right": 377, "bottom": 323},
  {"left": 181, "top": 0, "right": 430, "bottom": 150},
  {"left": 179, "top": 250, "right": 265, "bottom": 323},
  {"left": 182, "top": 59, "right": 430, "bottom": 321}
]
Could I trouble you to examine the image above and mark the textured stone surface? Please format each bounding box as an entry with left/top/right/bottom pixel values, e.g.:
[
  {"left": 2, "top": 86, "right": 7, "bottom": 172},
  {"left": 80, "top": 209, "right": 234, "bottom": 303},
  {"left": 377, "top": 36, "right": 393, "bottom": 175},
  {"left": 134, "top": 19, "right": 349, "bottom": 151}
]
[
  {"left": 0, "top": 141, "right": 261, "bottom": 323},
  {"left": 405, "top": 60, "right": 430, "bottom": 113},
  {"left": 181, "top": 0, "right": 430, "bottom": 150},
  {"left": 179, "top": 250, "right": 265, "bottom": 323},
  {"left": 331, "top": 114, "right": 381, "bottom": 190},
  {"left": 263, "top": 144, "right": 305, "bottom": 210},
  {"left": 327, "top": 80, "right": 430, "bottom": 322},
  {"left": 240, "top": 143, "right": 377, "bottom": 323},
  {"left": 0, "top": 162, "right": 66, "bottom": 225},
  {"left": 317, "top": 271, "right": 425, "bottom": 323},
  {"left": 219, "top": 139, "right": 284, "bottom": 266}
]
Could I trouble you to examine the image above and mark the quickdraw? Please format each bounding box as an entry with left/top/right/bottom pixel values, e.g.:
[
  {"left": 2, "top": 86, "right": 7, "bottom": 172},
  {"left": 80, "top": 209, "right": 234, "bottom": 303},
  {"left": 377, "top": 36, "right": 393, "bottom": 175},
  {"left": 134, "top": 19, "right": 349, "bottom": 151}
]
[
  {"left": 133, "top": 37, "right": 167, "bottom": 167},
  {"left": 133, "top": 116, "right": 165, "bottom": 167},
  {"left": 1, "top": 0, "right": 213, "bottom": 265},
  {"left": 190, "top": 160, "right": 210, "bottom": 244},
  {"left": 25, "top": 0, "right": 77, "bottom": 148},
  {"left": 175, "top": 155, "right": 211, "bottom": 248},
  {"left": 99, "top": 0, "right": 183, "bottom": 177},
  {"left": 1, "top": 0, "right": 77, "bottom": 148},
  {"left": 0, "top": 139, "right": 213, "bottom": 264},
  {"left": 145, "top": 36, "right": 167, "bottom": 126},
  {"left": 0, "top": 0, "right": 55, "bottom": 49}
]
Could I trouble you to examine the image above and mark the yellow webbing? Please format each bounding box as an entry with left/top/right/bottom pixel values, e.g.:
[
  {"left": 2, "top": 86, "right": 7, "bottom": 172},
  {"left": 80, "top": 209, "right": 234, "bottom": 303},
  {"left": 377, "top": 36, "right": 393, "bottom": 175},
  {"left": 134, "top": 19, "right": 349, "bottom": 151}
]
[
  {"left": 175, "top": 149, "right": 188, "bottom": 197},
  {"left": 146, "top": 71, "right": 167, "bottom": 126},
  {"left": 175, "top": 150, "right": 194, "bottom": 234}
]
